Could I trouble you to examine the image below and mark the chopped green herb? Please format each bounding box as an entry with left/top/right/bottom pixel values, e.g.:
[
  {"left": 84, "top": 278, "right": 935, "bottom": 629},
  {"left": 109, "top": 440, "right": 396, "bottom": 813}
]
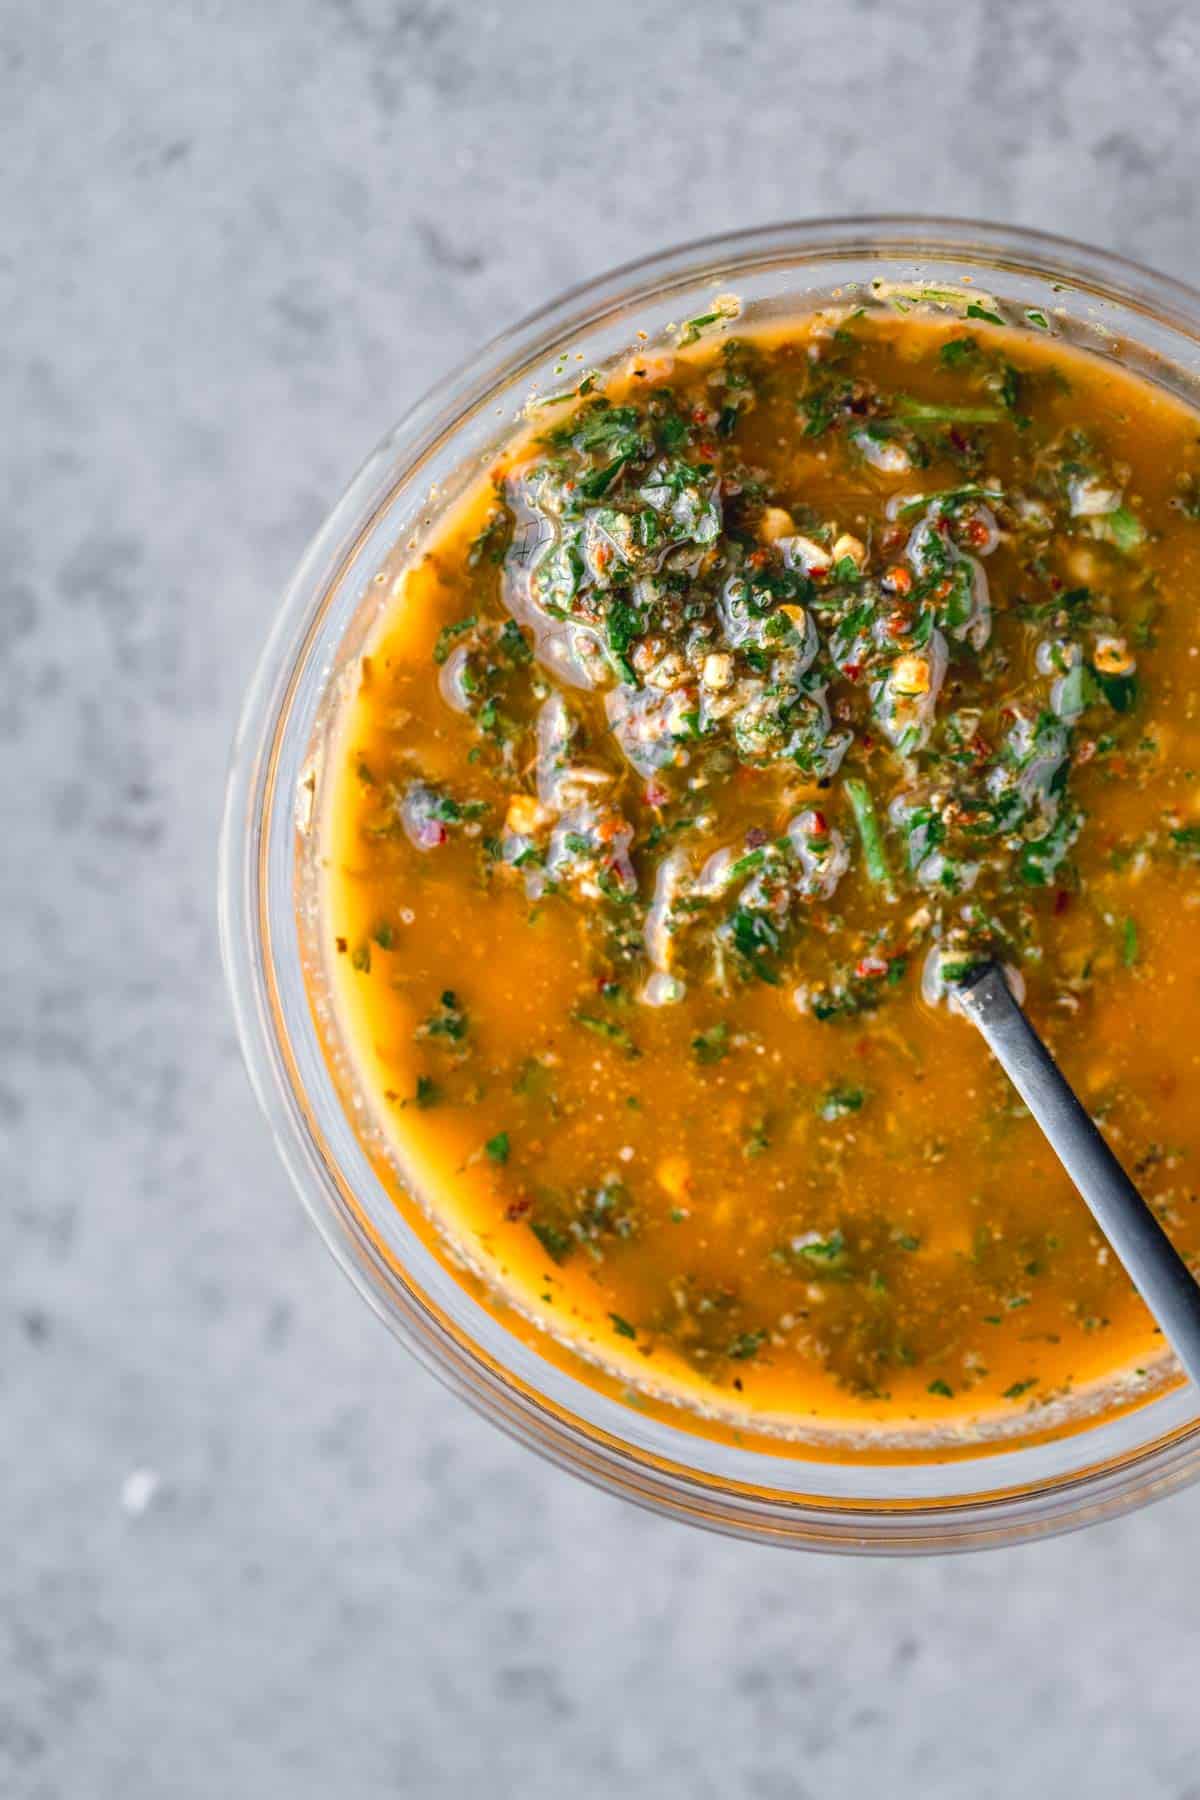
[
  {"left": 572, "top": 1012, "right": 640, "bottom": 1057},
  {"left": 817, "top": 1082, "right": 867, "bottom": 1122},
  {"left": 691, "top": 1021, "right": 730, "bottom": 1064},
  {"left": 676, "top": 296, "right": 739, "bottom": 346},
  {"left": 845, "top": 778, "right": 893, "bottom": 891},
  {"left": 531, "top": 1221, "right": 572, "bottom": 1264},
  {"left": 1121, "top": 917, "right": 1139, "bottom": 967},
  {"left": 938, "top": 336, "right": 978, "bottom": 369},
  {"left": 966, "top": 303, "right": 1005, "bottom": 327},
  {"left": 728, "top": 906, "right": 783, "bottom": 985},
  {"left": 743, "top": 1115, "right": 770, "bottom": 1158},
  {"left": 1171, "top": 825, "right": 1200, "bottom": 860},
  {"left": 467, "top": 510, "right": 513, "bottom": 567},
  {"left": 793, "top": 1230, "right": 848, "bottom": 1268},
  {"left": 1101, "top": 505, "right": 1147, "bottom": 553},
  {"left": 433, "top": 616, "right": 477, "bottom": 664},
  {"left": 897, "top": 397, "right": 1003, "bottom": 424},
  {"left": 422, "top": 991, "right": 468, "bottom": 1043}
]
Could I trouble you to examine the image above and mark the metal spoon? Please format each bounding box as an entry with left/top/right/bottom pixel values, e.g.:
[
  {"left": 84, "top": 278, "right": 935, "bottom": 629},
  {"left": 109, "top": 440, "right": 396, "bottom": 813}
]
[{"left": 955, "top": 960, "right": 1200, "bottom": 1388}]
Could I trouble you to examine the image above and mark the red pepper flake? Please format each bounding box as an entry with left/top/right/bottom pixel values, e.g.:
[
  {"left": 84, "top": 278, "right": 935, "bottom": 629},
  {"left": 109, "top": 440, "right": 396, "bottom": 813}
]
[
  {"left": 855, "top": 955, "right": 890, "bottom": 980},
  {"left": 1054, "top": 889, "right": 1071, "bottom": 915},
  {"left": 843, "top": 661, "right": 863, "bottom": 682},
  {"left": 504, "top": 1195, "right": 533, "bottom": 1221},
  {"left": 966, "top": 517, "right": 990, "bottom": 547},
  {"left": 748, "top": 548, "right": 770, "bottom": 570},
  {"left": 336, "top": 937, "right": 348, "bottom": 954},
  {"left": 696, "top": 441, "right": 717, "bottom": 461},
  {"left": 644, "top": 780, "right": 669, "bottom": 808},
  {"left": 807, "top": 811, "right": 829, "bottom": 837}
]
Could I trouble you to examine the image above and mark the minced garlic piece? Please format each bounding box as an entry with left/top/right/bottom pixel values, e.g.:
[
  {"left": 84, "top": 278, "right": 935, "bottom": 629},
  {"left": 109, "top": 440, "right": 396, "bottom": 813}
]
[
  {"left": 758, "top": 506, "right": 795, "bottom": 543},
  {"left": 1094, "top": 635, "right": 1135, "bottom": 676},
  {"left": 831, "top": 532, "right": 867, "bottom": 568},
  {"left": 506, "top": 794, "right": 551, "bottom": 836},
  {"left": 892, "top": 654, "right": 931, "bottom": 696}
]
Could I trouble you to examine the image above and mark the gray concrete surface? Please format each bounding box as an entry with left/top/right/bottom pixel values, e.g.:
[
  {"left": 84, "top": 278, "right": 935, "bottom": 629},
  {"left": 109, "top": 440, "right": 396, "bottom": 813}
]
[{"left": 6, "top": 2, "right": 1200, "bottom": 1794}]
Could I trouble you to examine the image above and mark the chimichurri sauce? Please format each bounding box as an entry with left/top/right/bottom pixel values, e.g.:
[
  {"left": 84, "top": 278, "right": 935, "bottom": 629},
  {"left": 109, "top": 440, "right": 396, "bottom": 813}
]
[{"left": 324, "top": 309, "right": 1200, "bottom": 1436}]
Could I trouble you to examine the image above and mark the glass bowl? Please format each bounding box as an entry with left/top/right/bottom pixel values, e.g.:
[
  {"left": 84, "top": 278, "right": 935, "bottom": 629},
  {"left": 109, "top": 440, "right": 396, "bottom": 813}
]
[{"left": 220, "top": 216, "right": 1200, "bottom": 1552}]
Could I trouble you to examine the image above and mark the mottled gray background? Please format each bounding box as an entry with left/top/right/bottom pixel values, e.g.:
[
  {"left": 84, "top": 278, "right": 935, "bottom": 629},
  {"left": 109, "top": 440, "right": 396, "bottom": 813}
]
[{"left": 6, "top": 2, "right": 1200, "bottom": 1795}]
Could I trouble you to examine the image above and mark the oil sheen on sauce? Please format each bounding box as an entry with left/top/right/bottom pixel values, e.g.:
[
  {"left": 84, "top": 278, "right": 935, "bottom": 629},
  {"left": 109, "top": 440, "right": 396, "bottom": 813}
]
[{"left": 321, "top": 308, "right": 1200, "bottom": 1446}]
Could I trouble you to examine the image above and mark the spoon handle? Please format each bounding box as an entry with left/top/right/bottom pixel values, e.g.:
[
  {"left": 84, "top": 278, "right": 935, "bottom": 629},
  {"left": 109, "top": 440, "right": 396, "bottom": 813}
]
[{"left": 956, "top": 961, "right": 1200, "bottom": 1389}]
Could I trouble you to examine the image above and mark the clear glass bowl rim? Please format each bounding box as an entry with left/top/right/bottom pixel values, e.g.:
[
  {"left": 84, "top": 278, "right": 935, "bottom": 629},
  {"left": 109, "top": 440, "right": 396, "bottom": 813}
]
[{"left": 219, "top": 214, "right": 1200, "bottom": 1553}]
